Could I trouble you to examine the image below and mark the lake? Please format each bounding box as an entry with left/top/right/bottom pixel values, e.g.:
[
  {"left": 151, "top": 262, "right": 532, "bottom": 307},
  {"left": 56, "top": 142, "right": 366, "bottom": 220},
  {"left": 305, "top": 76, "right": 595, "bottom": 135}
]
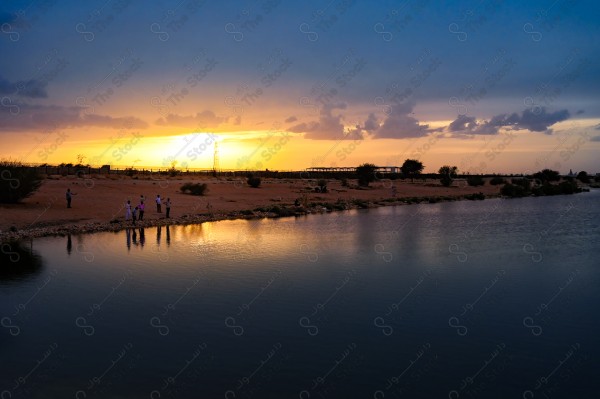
[{"left": 2, "top": 191, "right": 599, "bottom": 398}]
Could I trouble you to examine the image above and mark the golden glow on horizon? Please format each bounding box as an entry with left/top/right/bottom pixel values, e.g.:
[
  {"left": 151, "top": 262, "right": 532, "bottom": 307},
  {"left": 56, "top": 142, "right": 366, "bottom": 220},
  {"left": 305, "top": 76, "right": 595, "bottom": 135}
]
[{"left": 3, "top": 117, "right": 599, "bottom": 173}]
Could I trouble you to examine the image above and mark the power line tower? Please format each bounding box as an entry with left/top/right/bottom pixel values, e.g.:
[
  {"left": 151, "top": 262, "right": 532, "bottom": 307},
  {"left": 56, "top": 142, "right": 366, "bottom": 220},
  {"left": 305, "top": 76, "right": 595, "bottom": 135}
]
[{"left": 213, "top": 141, "right": 220, "bottom": 174}]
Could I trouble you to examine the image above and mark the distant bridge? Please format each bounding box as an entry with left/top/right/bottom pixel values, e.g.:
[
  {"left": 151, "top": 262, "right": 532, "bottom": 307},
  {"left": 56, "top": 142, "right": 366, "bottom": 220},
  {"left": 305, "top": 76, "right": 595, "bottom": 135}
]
[{"left": 306, "top": 166, "right": 401, "bottom": 173}]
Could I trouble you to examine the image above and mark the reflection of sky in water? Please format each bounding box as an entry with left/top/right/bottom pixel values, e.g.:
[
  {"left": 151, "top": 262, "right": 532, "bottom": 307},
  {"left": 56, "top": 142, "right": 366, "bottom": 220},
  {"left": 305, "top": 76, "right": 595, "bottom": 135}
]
[{"left": 1, "top": 191, "right": 599, "bottom": 397}]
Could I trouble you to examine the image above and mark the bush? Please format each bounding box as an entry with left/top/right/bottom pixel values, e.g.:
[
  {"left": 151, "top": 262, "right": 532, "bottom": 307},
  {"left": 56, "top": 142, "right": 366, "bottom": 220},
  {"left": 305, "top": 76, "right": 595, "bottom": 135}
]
[
  {"left": 464, "top": 192, "right": 485, "bottom": 200},
  {"left": 557, "top": 180, "right": 580, "bottom": 194},
  {"left": 439, "top": 165, "right": 458, "bottom": 187},
  {"left": 356, "top": 163, "right": 377, "bottom": 187},
  {"left": 501, "top": 183, "right": 528, "bottom": 198},
  {"left": 317, "top": 179, "right": 328, "bottom": 193},
  {"left": 0, "top": 161, "right": 43, "bottom": 203},
  {"left": 269, "top": 205, "right": 295, "bottom": 217},
  {"left": 180, "top": 182, "right": 208, "bottom": 195},
  {"left": 577, "top": 171, "right": 590, "bottom": 184},
  {"left": 511, "top": 178, "right": 531, "bottom": 191},
  {"left": 532, "top": 181, "right": 581, "bottom": 196},
  {"left": 247, "top": 175, "right": 261, "bottom": 188},
  {"left": 467, "top": 175, "right": 485, "bottom": 186},
  {"left": 533, "top": 169, "right": 560, "bottom": 183},
  {"left": 489, "top": 176, "right": 505, "bottom": 185}
]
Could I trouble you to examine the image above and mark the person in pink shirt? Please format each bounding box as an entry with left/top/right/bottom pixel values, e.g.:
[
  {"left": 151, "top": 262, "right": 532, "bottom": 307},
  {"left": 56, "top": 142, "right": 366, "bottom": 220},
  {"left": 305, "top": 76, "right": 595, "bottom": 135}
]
[{"left": 138, "top": 200, "right": 145, "bottom": 221}]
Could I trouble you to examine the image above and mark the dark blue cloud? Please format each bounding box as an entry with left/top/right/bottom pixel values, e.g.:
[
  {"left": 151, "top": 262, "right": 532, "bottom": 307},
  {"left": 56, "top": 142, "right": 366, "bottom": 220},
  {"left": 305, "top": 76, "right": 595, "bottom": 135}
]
[
  {"left": 447, "top": 107, "right": 571, "bottom": 136},
  {"left": 0, "top": 75, "right": 48, "bottom": 98},
  {"left": 0, "top": 0, "right": 598, "bottom": 137}
]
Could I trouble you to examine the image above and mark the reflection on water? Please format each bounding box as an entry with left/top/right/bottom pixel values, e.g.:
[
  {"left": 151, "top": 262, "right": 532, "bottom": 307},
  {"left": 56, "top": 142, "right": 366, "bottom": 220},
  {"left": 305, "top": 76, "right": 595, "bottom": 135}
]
[
  {"left": 1, "top": 192, "right": 599, "bottom": 398},
  {"left": 0, "top": 241, "right": 44, "bottom": 283}
]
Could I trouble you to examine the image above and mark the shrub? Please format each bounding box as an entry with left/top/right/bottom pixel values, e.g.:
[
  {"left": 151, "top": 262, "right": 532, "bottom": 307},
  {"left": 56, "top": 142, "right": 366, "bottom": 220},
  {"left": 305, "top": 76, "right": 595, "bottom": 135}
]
[
  {"left": 439, "top": 165, "right": 458, "bottom": 187},
  {"left": 467, "top": 175, "right": 485, "bottom": 186},
  {"left": 180, "top": 182, "right": 208, "bottom": 195},
  {"left": 351, "top": 199, "right": 370, "bottom": 208},
  {"left": 511, "top": 178, "right": 531, "bottom": 191},
  {"left": 168, "top": 167, "right": 179, "bottom": 177},
  {"left": 577, "top": 171, "right": 590, "bottom": 183},
  {"left": 464, "top": 192, "right": 485, "bottom": 200},
  {"left": 501, "top": 183, "right": 528, "bottom": 197},
  {"left": 269, "top": 205, "right": 295, "bottom": 217},
  {"left": 340, "top": 178, "right": 349, "bottom": 187},
  {"left": 531, "top": 181, "right": 581, "bottom": 196},
  {"left": 489, "top": 176, "right": 505, "bottom": 185},
  {"left": 317, "top": 179, "right": 328, "bottom": 192},
  {"left": 247, "top": 175, "right": 261, "bottom": 188},
  {"left": 356, "top": 163, "right": 377, "bottom": 187},
  {"left": 533, "top": 169, "right": 560, "bottom": 183},
  {"left": 0, "top": 161, "right": 43, "bottom": 203}
]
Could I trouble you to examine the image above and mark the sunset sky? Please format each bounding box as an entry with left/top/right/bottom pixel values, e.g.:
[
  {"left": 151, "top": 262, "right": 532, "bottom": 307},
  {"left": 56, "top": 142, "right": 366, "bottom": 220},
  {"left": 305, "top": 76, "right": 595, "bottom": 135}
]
[{"left": 1, "top": 0, "right": 599, "bottom": 174}]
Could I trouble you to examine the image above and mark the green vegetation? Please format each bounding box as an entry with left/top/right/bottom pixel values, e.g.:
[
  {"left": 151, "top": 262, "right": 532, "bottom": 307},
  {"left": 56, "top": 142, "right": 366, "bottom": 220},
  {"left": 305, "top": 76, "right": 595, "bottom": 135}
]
[
  {"left": 247, "top": 175, "right": 262, "bottom": 188},
  {"left": 532, "top": 169, "right": 560, "bottom": 184},
  {"left": 531, "top": 180, "right": 581, "bottom": 196},
  {"left": 438, "top": 165, "right": 458, "bottom": 187},
  {"left": 0, "top": 160, "right": 43, "bottom": 203},
  {"left": 168, "top": 161, "right": 179, "bottom": 177},
  {"left": 489, "top": 176, "right": 506, "bottom": 185},
  {"left": 351, "top": 198, "right": 370, "bottom": 208},
  {"left": 501, "top": 171, "right": 583, "bottom": 198},
  {"left": 467, "top": 175, "right": 485, "bottom": 186},
  {"left": 180, "top": 182, "right": 209, "bottom": 195},
  {"left": 317, "top": 179, "right": 328, "bottom": 192},
  {"left": 577, "top": 171, "right": 590, "bottom": 184},
  {"left": 500, "top": 183, "right": 528, "bottom": 197},
  {"left": 356, "top": 163, "right": 377, "bottom": 187},
  {"left": 464, "top": 192, "right": 485, "bottom": 200}
]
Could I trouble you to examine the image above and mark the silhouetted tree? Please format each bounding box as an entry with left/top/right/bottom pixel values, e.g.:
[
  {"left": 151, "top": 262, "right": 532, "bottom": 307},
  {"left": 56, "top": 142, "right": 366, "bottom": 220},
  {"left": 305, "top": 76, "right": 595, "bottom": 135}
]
[
  {"left": 532, "top": 169, "right": 560, "bottom": 184},
  {"left": 400, "top": 159, "right": 424, "bottom": 182},
  {"left": 577, "top": 171, "right": 590, "bottom": 183},
  {"left": 356, "top": 163, "right": 377, "bottom": 187},
  {"left": 439, "top": 165, "right": 458, "bottom": 187}
]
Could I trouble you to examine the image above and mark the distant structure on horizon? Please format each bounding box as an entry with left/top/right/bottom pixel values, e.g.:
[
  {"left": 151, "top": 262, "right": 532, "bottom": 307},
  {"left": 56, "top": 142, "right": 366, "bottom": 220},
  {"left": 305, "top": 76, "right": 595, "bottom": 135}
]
[
  {"left": 306, "top": 166, "right": 400, "bottom": 173},
  {"left": 213, "top": 142, "right": 220, "bottom": 172}
]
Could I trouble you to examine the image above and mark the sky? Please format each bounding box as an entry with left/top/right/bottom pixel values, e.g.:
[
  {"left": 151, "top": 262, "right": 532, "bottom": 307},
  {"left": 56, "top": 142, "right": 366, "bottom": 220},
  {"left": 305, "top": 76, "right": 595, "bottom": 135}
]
[{"left": 1, "top": 0, "right": 599, "bottom": 174}]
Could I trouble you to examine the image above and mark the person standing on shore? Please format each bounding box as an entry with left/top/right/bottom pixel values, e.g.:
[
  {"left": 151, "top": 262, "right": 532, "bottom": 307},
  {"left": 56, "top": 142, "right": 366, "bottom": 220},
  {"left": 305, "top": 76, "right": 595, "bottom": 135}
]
[
  {"left": 66, "top": 188, "right": 76, "bottom": 208},
  {"left": 125, "top": 200, "right": 132, "bottom": 221},
  {"left": 132, "top": 206, "right": 138, "bottom": 224},
  {"left": 156, "top": 194, "right": 162, "bottom": 213},
  {"left": 165, "top": 197, "right": 171, "bottom": 218},
  {"left": 139, "top": 200, "right": 145, "bottom": 221}
]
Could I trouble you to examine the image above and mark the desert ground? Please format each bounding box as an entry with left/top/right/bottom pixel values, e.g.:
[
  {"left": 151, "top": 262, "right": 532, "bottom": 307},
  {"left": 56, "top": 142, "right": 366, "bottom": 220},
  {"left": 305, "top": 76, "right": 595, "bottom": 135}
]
[{"left": 0, "top": 174, "right": 501, "bottom": 240}]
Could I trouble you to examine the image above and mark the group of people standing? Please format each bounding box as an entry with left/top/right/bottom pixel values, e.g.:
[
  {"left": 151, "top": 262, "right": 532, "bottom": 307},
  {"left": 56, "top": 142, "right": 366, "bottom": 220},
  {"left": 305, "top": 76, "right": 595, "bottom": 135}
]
[{"left": 124, "top": 194, "right": 171, "bottom": 223}]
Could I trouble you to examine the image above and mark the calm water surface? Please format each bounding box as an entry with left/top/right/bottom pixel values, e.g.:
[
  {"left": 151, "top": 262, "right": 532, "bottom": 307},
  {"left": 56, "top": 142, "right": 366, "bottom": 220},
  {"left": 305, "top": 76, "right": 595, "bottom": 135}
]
[{"left": 2, "top": 191, "right": 599, "bottom": 398}]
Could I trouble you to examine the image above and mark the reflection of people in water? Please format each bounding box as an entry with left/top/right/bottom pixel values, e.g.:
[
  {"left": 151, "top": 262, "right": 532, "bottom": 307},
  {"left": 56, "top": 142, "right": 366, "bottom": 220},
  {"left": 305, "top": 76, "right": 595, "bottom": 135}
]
[
  {"left": 67, "top": 234, "right": 72, "bottom": 255},
  {"left": 126, "top": 228, "right": 131, "bottom": 250},
  {"left": 139, "top": 228, "right": 145, "bottom": 247},
  {"left": 166, "top": 225, "right": 170, "bottom": 246},
  {"left": 132, "top": 229, "right": 138, "bottom": 245},
  {"left": 157, "top": 225, "right": 161, "bottom": 245}
]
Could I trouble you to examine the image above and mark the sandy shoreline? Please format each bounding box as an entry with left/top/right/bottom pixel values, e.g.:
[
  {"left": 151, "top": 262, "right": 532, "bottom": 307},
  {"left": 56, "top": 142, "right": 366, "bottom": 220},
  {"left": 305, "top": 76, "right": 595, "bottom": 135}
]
[{"left": 0, "top": 175, "right": 502, "bottom": 241}]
